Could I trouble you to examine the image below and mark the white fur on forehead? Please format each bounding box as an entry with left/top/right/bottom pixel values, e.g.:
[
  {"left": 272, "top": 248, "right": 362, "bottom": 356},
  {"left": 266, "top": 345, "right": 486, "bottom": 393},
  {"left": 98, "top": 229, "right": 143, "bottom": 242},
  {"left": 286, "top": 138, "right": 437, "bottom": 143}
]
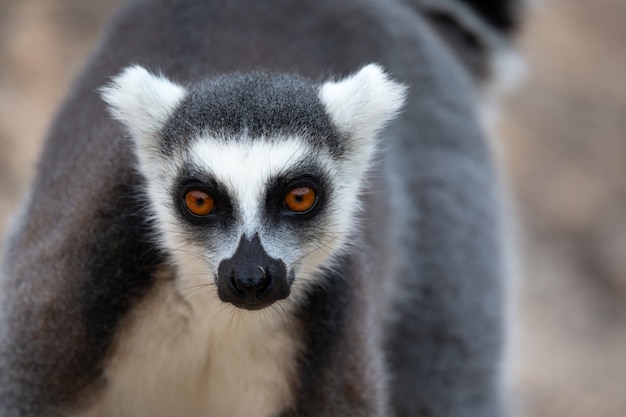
[
  {"left": 100, "top": 65, "right": 187, "bottom": 142},
  {"left": 319, "top": 64, "right": 407, "bottom": 142}
]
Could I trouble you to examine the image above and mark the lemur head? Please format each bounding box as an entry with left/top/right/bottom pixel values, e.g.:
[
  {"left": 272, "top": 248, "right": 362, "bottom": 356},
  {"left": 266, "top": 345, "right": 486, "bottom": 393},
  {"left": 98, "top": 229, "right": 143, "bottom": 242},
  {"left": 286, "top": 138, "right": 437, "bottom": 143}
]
[{"left": 101, "top": 64, "right": 406, "bottom": 311}]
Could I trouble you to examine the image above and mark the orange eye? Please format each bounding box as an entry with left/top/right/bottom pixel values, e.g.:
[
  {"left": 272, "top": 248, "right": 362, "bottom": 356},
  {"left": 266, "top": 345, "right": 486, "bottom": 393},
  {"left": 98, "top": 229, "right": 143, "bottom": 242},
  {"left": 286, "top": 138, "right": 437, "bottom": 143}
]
[
  {"left": 184, "top": 190, "right": 214, "bottom": 216},
  {"left": 284, "top": 187, "right": 316, "bottom": 213}
]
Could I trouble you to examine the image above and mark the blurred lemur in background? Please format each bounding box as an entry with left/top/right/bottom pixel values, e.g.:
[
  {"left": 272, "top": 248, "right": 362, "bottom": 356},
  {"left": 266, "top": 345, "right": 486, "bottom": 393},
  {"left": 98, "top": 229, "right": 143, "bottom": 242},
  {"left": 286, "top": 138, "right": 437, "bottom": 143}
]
[{"left": 0, "top": 0, "right": 523, "bottom": 416}]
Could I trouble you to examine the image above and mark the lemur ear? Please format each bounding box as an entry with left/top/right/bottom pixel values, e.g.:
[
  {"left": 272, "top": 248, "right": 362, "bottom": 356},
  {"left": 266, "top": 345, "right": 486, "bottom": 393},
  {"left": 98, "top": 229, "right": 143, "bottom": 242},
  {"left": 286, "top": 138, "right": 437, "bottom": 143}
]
[
  {"left": 319, "top": 64, "right": 407, "bottom": 147},
  {"left": 100, "top": 65, "right": 187, "bottom": 145}
]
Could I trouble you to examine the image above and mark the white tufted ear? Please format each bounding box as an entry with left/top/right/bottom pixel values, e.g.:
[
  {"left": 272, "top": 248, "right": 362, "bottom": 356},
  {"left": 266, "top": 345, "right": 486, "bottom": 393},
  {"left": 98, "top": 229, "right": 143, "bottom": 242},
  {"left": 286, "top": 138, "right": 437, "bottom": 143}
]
[
  {"left": 319, "top": 64, "right": 407, "bottom": 144},
  {"left": 100, "top": 65, "right": 187, "bottom": 143}
]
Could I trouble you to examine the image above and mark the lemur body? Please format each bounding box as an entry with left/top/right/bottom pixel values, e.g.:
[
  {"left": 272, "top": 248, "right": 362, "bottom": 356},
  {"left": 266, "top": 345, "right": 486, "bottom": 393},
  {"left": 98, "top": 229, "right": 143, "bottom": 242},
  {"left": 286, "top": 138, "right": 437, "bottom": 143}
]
[{"left": 0, "top": 0, "right": 521, "bottom": 416}]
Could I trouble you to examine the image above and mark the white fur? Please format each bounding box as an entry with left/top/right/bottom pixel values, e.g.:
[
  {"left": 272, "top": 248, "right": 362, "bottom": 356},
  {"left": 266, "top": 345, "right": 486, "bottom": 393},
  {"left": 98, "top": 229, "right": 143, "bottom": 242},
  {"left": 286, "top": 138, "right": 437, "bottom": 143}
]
[
  {"left": 190, "top": 138, "right": 311, "bottom": 240},
  {"left": 318, "top": 64, "right": 407, "bottom": 170},
  {"left": 100, "top": 65, "right": 187, "bottom": 145},
  {"left": 161, "top": 135, "right": 363, "bottom": 306},
  {"left": 71, "top": 271, "right": 300, "bottom": 417}
]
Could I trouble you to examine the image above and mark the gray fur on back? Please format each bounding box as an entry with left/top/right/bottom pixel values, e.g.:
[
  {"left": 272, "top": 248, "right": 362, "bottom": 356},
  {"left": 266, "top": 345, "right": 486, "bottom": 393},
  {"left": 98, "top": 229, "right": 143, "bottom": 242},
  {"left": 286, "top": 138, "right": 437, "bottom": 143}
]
[{"left": 0, "top": 0, "right": 519, "bottom": 416}]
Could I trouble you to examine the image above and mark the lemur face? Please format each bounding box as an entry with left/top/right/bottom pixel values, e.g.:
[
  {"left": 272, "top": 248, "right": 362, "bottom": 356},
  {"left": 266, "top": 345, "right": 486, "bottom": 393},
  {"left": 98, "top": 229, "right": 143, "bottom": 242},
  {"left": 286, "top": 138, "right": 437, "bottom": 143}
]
[
  {"left": 171, "top": 136, "right": 336, "bottom": 310},
  {"left": 101, "top": 65, "right": 405, "bottom": 311}
]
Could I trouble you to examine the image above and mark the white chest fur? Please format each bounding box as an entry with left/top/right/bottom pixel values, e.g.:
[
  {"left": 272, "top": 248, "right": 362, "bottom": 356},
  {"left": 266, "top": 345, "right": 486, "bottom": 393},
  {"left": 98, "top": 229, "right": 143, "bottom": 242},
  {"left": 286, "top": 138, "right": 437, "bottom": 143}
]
[{"left": 73, "top": 277, "right": 301, "bottom": 417}]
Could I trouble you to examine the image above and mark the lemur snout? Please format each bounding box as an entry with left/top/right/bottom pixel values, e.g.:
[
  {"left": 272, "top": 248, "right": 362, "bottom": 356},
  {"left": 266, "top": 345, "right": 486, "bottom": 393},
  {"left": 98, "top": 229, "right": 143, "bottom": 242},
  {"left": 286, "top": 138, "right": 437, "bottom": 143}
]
[{"left": 217, "top": 235, "right": 290, "bottom": 310}]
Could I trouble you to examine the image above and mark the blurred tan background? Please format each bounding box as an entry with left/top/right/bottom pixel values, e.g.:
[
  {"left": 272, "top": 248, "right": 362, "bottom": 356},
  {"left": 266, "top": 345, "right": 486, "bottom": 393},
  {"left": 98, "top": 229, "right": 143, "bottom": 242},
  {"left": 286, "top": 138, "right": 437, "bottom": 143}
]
[{"left": 1, "top": 1, "right": 625, "bottom": 416}]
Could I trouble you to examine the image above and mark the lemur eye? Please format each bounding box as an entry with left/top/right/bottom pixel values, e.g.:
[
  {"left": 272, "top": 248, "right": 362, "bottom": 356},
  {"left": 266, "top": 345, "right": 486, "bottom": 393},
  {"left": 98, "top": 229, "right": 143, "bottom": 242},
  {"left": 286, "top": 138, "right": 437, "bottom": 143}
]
[
  {"left": 184, "top": 190, "right": 214, "bottom": 216},
  {"left": 284, "top": 187, "right": 317, "bottom": 213}
]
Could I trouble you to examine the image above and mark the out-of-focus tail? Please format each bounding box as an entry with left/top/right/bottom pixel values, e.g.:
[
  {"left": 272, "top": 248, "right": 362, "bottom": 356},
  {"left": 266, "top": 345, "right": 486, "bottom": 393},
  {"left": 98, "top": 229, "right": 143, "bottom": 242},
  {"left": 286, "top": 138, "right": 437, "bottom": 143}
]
[
  {"left": 446, "top": 0, "right": 524, "bottom": 34},
  {"left": 412, "top": 0, "right": 524, "bottom": 37},
  {"left": 405, "top": 0, "right": 526, "bottom": 84}
]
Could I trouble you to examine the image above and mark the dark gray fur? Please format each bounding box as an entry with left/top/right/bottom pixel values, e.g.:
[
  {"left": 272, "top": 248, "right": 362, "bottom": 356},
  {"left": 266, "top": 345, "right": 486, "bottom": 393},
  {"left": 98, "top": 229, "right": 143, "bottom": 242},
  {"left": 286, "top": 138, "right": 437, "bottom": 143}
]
[
  {"left": 0, "top": 0, "right": 519, "bottom": 416},
  {"left": 162, "top": 72, "right": 344, "bottom": 158}
]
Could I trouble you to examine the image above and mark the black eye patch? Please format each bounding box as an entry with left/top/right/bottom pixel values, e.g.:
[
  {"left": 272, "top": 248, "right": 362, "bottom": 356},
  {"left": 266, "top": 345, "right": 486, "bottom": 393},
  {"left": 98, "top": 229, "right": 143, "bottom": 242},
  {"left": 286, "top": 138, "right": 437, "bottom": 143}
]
[
  {"left": 173, "top": 169, "right": 235, "bottom": 226},
  {"left": 264, "top": 168, "right": 328, "bottom": 222}
]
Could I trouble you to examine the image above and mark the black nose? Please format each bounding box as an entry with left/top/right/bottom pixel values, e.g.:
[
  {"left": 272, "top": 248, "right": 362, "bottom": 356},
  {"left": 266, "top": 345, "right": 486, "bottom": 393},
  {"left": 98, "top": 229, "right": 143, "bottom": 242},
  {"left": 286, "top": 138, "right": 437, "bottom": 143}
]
[
  {"left": 231, "top": 265, "right": 272, "bottom": 300},
  {"left": 217, "top": 235, "right": 290, "bottom": 310}
]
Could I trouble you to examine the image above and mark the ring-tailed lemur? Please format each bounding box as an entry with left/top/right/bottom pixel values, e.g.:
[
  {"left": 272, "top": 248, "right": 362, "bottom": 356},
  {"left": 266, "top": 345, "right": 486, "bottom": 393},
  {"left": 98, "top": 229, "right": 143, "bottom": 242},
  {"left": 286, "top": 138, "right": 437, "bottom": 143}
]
[{"left": 0, "top": 0, "right": 522, "bottom": 416}]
